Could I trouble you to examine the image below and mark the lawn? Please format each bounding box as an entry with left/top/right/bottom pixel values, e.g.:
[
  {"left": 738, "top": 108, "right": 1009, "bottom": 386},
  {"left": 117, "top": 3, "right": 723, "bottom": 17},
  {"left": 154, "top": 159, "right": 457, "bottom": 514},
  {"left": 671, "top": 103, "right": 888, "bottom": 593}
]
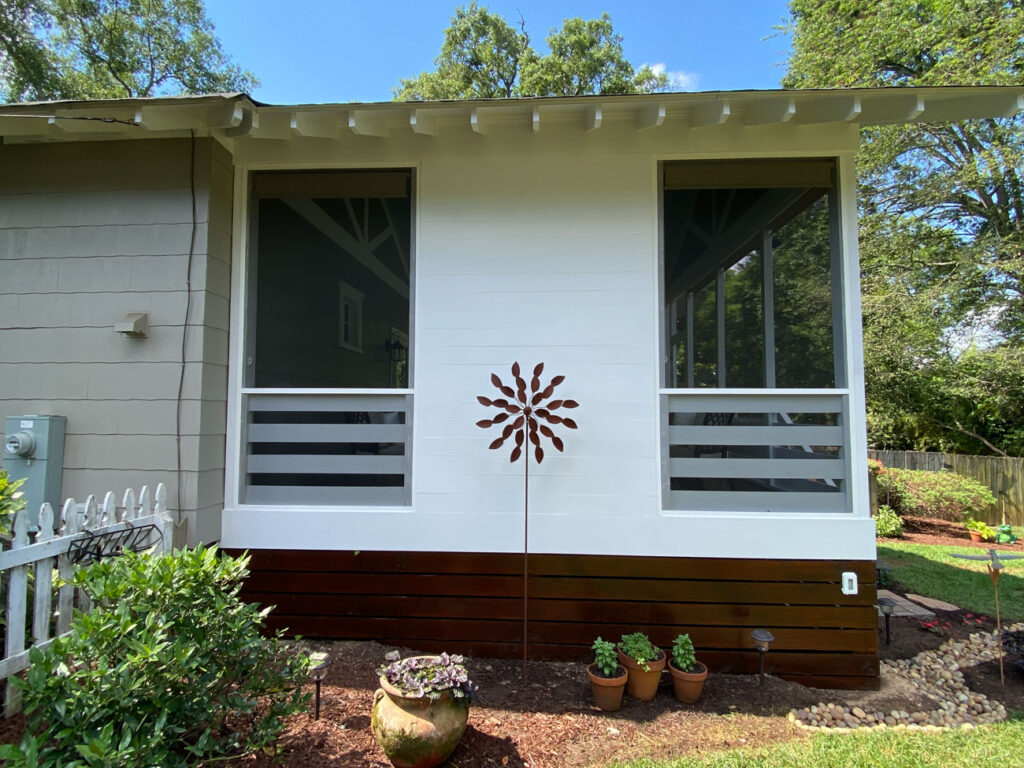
[
  {"left": 612, "top": 716, "right": 1024, "bottom": 768},
  {"left": 877, "top": 541, "right": 1024, "bottom": 620}
]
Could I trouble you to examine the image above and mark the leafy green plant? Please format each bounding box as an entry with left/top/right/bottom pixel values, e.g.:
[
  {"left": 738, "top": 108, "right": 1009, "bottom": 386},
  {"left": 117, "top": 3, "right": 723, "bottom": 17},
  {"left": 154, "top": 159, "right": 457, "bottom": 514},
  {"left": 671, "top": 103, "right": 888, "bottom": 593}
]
[
  {"left": 0, "top": 469, "right": 26, "bottom": 539},
  {"left": 873, "top": 505, "right": 904, "bottom": 538},
  {"left": 377, "top": 650, "right": 475, "bottom": 701},
  {"left": 0, "top": 546, "right": 310, "bottom": 768},
  {"left": 670, "top": 634, "right": 697, "bottom": 673},
  {"left": 964, "top": 519, "right": 995, "bottom": 540},
  {"left": 618, "top": 632, "right": 661, "bottom": 672},
  {"left": 875, "top": 468, "right": 995, "bottom": 521},
  {"left": 591, "top": 636, "right": 620, "bottom": 678}
]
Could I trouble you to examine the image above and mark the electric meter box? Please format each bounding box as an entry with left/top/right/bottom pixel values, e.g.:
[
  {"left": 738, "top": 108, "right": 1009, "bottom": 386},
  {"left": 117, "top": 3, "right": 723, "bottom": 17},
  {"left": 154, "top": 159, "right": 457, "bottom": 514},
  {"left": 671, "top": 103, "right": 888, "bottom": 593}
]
[{"left": 3, "top": 414, "right": 66, "bottom": 529}]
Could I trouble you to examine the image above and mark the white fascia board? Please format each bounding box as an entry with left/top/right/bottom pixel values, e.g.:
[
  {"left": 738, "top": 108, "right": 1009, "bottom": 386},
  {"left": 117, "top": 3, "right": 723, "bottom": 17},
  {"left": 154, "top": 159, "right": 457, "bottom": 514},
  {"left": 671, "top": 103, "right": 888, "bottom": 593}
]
[{"left": 221, "top": 506, "right": 877, "bottom": 560}]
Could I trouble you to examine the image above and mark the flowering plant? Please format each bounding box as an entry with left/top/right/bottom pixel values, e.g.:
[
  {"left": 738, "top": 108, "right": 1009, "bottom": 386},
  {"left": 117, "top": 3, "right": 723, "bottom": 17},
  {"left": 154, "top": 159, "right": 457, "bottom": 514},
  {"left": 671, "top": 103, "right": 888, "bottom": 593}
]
[{"left": 377, "top": 651, "right": 476, "bottom": 701}]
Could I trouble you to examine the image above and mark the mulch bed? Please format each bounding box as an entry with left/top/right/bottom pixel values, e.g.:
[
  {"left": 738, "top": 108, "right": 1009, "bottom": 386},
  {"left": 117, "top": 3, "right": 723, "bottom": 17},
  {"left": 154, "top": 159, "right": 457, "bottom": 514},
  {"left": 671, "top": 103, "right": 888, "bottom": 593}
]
[
  {"left": 896, "top": 516, "right": 1024, "bottom": 550},
  {"left": 4, "top": 516, "right": 1023, "bottom": 767}
]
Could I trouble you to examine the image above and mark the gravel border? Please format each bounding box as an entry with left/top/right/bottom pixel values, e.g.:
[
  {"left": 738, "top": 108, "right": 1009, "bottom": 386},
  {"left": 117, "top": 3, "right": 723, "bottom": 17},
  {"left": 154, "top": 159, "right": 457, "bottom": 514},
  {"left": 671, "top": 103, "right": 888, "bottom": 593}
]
[{"left": 789, "top": 623, "right": 1023, "bottom": 731}]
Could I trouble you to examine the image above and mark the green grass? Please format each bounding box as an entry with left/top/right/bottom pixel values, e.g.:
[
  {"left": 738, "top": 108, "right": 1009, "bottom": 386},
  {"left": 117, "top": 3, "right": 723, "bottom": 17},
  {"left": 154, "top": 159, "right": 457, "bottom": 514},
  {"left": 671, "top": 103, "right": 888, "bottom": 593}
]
[
  {"left": 877, "top": 541, "right": 1024, "bottom": 620},
  {"left": 610, "top": 716, "right": 1024, "bottom": 768}
]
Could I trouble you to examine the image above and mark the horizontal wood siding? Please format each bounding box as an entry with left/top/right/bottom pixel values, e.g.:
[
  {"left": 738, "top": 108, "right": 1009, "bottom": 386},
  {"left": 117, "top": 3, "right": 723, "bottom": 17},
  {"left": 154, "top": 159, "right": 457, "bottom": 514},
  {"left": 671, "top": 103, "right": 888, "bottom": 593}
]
[
  {"left": 0, "top": 138, "right": 231, "bottom": 544},
  {"left": 231, "top": 549, "right": 879, "bottom": 689}
]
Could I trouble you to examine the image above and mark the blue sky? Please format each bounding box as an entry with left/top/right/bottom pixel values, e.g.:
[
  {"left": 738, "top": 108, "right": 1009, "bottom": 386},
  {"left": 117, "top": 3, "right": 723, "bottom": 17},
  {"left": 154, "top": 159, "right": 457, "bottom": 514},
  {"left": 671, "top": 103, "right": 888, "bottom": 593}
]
[{"left": 204, "top": 1, "right": 794, "bottom": 104}]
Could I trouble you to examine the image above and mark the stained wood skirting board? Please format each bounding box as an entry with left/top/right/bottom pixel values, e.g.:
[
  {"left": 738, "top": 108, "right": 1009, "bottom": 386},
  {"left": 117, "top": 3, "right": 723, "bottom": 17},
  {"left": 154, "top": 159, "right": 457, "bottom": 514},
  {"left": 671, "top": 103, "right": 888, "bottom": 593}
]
[{"left": 227, "top": 550, "right": 879, "bottom": 690}]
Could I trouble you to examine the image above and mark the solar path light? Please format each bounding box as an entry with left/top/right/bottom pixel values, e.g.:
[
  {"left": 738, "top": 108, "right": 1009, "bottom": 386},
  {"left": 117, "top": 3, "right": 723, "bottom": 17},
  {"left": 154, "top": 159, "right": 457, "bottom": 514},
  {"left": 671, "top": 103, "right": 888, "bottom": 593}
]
[
  {"left": 878, "top": 597, "right": 896, "bottom": 646},
  {"left": 308, "top": 652, "right": 332, "bottom": 720},
  {"left": 751, "top": 629, "right": 774, "bottom": 687}
]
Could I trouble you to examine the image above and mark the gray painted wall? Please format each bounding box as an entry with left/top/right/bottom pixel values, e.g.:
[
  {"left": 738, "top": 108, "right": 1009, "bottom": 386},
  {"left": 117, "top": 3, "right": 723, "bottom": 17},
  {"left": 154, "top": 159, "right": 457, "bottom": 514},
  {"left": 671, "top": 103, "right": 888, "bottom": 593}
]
[{"left": 0, "top": 137, "right": 232, "bottom": 544}]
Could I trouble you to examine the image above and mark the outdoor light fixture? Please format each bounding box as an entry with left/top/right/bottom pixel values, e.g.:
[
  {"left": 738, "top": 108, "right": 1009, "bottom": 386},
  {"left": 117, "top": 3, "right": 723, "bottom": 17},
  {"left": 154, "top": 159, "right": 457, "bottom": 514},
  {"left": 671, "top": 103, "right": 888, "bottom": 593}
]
[
  {"left": 751, "top": 629, "right": 774, "bottom": 687},
  {"left": 878, "top": 597, "right": 896, "bottom": 646},
  {"left": 308, "top": 651, "right": 332, "bottom": 720}
]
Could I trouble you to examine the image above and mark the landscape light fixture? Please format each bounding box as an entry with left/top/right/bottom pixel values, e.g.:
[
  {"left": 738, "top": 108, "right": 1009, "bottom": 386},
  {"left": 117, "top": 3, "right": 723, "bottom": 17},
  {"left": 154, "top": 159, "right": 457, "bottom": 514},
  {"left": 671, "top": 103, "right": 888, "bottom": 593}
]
[
  {"left": 751, "top": 629, "right": 774, "bottom": 687},
  {"left": 308, "top": 652, "right": 332, "bottom": 720},
  {"left": 878, "top": 597, "right": 896, "bottom": 646}
]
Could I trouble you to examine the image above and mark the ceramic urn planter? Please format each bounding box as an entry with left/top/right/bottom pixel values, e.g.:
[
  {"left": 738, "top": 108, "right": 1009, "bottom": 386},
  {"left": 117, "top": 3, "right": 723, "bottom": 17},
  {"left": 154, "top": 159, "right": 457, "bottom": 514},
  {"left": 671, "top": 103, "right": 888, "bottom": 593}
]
[
  {"left": 587, "top": 663, "right": 628, "bottom": 711},
  {"left": 617, "top": 648, "right": 666, "bottom": 701},
  {"left": 371, "top": 657, "right": 470, "bottom": 768},
  {"left": 668, "top": 660, "right": 708, "bottom": 704}
]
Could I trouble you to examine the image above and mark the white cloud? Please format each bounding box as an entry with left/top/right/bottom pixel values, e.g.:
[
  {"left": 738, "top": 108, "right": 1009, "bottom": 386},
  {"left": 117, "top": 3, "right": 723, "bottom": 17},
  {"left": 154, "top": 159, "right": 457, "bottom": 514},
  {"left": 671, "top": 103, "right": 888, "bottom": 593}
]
[{"left": 645, "top": 63, "right": 699, "bottom": 91}]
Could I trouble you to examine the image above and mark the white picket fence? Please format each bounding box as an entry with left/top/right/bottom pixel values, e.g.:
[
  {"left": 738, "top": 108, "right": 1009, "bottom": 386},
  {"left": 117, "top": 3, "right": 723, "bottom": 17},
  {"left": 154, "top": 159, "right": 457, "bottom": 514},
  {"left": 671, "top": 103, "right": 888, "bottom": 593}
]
[{"left": 0, "top": 483, "right": 173, "bottom": 715}]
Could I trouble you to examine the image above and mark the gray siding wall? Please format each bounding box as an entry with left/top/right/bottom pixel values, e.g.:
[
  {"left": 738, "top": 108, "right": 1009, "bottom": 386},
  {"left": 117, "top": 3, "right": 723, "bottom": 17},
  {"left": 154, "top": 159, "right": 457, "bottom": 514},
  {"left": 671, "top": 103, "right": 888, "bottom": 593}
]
[{"left": 0, "top": 137, "right": 232, "bottom": 544}]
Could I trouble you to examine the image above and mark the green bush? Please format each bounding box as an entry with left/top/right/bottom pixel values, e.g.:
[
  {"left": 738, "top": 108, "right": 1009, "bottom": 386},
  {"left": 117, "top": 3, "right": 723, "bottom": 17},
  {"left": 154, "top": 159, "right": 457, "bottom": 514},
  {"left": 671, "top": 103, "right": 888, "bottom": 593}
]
[
  {"left": 875, "top": 468, "right": 995, "bottom": 521},
  {"left": 873, "top": 505, "right": 904, "bottom": 538},
  {"left": 0, "top": 546, "right": 309, "bottom": 768},
  {"left": 0, "top": 468, "right": 26, "bottom": 538}
]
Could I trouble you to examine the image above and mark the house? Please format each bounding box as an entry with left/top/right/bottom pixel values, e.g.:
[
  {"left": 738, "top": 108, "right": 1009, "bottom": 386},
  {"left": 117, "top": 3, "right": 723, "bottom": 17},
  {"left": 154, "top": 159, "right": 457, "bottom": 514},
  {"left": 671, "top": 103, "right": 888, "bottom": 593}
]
[{"left": 2, "top": 87, "right": 1021, "bottom": 689}]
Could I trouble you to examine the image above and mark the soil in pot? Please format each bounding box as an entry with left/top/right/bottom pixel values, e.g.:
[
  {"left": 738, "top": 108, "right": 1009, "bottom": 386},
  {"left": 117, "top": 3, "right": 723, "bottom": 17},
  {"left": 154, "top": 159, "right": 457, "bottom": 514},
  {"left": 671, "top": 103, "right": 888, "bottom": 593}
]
[
  {"left": 617, "top": 649, "right": 666, "bottom": 701},
  {"left": 668, "top": 660, "right": 708, "bottom": 704},
  {"left": 587, "top": 663, "right": 627, "bottom": 712}
]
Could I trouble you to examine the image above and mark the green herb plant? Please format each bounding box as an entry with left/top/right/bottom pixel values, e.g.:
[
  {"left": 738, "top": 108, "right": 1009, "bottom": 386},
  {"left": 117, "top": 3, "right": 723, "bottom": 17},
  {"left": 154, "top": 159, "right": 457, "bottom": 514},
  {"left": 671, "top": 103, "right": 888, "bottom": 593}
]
[
  {"left": 618, "top": 632, "right": 661, "bottom": 672},
  {"left": 591, "top": 636, "right": 620, "bottom": 678},
  {"left": 965, "top": 519, "right": 996, "bottom": 540},
  {"left": 0, "top": 546, "right": 310, "bottom": 768},
  {"left": 671, "top": 633, "right": 698, "bottom": 673}
]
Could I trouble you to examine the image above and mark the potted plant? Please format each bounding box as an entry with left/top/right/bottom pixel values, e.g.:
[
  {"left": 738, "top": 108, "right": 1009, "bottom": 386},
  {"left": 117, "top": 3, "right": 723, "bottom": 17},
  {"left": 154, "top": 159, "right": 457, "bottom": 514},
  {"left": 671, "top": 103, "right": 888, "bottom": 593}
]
[
  {"left": 587, "top": 636, "right": 628, "bottom": 711},
  {"left": 371, "top": 651, "right": 475, "bottom": 768},
  {"left": 667, "top": 633, "right": 708, "bottom": 704},
  {"left": 965, "top": 519, "right": 995, "bottom": 542},
  {"left": 617, "top": 631, "right": 666, "bottom": 701}
]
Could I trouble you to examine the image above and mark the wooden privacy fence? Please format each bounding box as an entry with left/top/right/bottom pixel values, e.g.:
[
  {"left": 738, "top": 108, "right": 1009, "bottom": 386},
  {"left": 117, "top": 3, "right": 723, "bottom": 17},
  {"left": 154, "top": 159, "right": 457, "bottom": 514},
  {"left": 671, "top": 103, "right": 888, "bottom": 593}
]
[
  {"left": 1, "top": 483, "right": 173, "bottom": 715},
  {"left": 869, "top": 450, "right": 1024, "bottom": 526}
]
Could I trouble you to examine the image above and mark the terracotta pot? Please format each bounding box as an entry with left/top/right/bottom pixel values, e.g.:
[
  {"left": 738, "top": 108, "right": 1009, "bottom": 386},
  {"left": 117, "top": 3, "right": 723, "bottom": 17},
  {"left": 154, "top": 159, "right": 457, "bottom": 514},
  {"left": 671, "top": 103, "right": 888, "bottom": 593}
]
[
  {"left": 371, "top": 660, "right": 469, "bottom": 768},
  {"left": 668, "top": 660, "right": 708, "bottom": 704},
  {"left": 617, "top": 648, "right": 666, "bottom": 701},
  {"left": 587, "top": 663, "right": 627, "bottom": 712},
  {"left": 969, "top": 530, "right": 984, "bottom": 542}
]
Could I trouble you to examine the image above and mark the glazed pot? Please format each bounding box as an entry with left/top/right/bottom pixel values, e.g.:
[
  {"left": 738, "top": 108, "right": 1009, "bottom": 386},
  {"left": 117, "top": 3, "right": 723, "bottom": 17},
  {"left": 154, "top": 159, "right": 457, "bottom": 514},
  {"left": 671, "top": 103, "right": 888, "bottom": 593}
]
[
  {"left": 668, "top": 660, "right": 708, "bottom": 704},
  {"left": 616, "top": 648, "right": 666, "bottom": 701},
  {"left": 371, "top": 660, "right": 469, "bottom": 768},
  {"left": 587, "top": 663, "right": 628, "bottom": 712}
]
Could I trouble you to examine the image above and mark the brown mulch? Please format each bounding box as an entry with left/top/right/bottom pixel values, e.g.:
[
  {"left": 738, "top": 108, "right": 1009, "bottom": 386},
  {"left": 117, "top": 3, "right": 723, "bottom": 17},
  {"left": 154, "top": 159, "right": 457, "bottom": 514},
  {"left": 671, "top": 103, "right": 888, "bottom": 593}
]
[{"left": 896, "top": 515, "right": 1024, "bottom": 550}]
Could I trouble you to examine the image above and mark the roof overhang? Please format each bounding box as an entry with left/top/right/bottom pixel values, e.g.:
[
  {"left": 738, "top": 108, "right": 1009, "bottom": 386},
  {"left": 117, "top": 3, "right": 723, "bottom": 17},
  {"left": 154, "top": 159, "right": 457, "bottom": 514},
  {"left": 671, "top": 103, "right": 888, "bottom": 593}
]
[{"left": 1, "top": 87, "right": 1022, "bottom": 144}]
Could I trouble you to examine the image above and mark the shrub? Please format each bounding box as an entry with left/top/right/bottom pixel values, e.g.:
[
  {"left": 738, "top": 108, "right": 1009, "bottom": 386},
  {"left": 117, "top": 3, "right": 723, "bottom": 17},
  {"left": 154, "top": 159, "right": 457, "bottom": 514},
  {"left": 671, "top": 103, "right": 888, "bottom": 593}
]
[
  {"left": 873, "top": 505, "right": 904, "bottom": 538},
  {"left": 875, "top": 468, "right": 995, "bottom": 521},
  {"left": 0, "top": 546, "right": 309, "bottom": 768},
  {"left": 0, "top": 469, "right": 26, "bottom": 539}
]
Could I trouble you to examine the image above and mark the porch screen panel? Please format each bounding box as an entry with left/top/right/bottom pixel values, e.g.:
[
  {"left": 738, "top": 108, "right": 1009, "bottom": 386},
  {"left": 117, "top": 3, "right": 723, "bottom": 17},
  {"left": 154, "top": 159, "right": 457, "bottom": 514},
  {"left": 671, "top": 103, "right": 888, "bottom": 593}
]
[
  {"left": 662, "top": 159, "right": 847, "bottom": 512},
  {"left": 245, "top": 170, "right": 413, "bottom": 507}
]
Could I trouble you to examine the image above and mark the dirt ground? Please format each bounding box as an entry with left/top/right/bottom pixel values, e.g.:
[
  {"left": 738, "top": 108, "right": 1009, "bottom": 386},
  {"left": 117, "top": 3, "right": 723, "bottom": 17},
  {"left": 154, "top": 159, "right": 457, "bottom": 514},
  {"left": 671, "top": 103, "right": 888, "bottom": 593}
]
[{"left": 3, "top": 516, "right": 1023, "bottom": 767}]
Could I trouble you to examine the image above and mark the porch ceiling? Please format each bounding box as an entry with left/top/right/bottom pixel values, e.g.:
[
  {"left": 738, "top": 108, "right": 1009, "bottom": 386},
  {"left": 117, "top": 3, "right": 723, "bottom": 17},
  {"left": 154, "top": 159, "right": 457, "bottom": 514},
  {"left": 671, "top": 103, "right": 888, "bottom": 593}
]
[{"left": 1, "top": 87, "right": 1022, "bottom": 144}]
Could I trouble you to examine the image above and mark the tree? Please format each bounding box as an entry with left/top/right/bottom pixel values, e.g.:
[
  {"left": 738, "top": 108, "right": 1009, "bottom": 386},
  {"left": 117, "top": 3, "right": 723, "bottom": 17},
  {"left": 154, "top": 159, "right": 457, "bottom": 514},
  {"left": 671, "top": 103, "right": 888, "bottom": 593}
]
[
  {"left": 395, "top": 3, "right": 667, "bottom": 101},
  {"left": 0, "top": 0, "right": 256, "bottom": 103},
  {"left": 783, "top": 0, "right": 1024, "bottom": 456}
]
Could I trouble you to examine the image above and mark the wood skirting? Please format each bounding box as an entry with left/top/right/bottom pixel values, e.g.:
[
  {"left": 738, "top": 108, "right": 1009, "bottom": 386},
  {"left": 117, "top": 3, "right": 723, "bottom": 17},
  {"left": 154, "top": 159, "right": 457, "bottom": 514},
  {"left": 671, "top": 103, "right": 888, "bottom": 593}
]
[{"left": 228, "top": 550, "right": 879, "bottom": 690}]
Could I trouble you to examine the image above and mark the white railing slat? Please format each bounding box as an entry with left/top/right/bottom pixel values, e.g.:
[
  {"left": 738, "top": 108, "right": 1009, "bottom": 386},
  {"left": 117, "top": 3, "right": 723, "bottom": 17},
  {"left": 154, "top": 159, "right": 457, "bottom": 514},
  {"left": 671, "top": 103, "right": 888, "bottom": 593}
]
[
  {"left": 669, "top": 457, "right": 846, "bottom": 480},
  {"left": 247, "top": 422, "right": 407, "bottom": 443},
  {"left": 668, "top": 424, "right": 844, "bottom": 445},
  {"left": 246, "top": 453, "right": 406, "bottom": 475},
  {"left": 666, "top": 392, "right": 843, "bottom": 413},
  {"left": 3, "top": 511, "right": 30, "bottom": 713},
  {"left": 667, "top": 490, "right": 847, "bottom": 513}
]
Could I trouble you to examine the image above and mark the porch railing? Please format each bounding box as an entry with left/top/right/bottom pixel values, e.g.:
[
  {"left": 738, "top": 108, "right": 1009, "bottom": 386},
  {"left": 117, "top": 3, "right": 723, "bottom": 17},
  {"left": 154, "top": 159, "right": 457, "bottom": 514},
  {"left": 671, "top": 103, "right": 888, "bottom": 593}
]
[
  {"left": 242, "top": 391, "right": 413, "bottom": 506},
  {"left": 662, "top": 390, "right": 849, "bottom": 513}
]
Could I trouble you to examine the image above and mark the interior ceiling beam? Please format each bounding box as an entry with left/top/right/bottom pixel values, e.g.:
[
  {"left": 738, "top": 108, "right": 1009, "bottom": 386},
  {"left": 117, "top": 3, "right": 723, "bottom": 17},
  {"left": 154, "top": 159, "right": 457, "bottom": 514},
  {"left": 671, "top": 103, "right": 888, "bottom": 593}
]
[
  {"left": 667, "top": 187, "right": 808, "bottom": 303},
  {"left": 283, "top": 198, "right": 410, "bottom": 300}
]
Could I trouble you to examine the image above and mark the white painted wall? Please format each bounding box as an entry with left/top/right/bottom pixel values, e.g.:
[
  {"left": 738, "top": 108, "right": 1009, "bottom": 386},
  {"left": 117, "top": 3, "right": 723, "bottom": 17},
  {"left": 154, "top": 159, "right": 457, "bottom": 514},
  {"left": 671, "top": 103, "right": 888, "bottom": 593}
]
[{"left": 222, "top": 116, "right": 875, "bottom": 560}]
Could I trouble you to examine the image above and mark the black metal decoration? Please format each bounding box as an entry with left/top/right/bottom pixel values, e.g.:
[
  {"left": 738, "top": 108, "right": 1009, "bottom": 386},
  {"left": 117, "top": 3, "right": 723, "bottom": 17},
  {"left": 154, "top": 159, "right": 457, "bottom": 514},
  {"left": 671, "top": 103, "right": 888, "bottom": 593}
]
[
  {"left": 478, "top": 362, "right": 579, "bottom": 680},
  {"left": 66, "top": 523, "right": 163, "bottom": 566}
]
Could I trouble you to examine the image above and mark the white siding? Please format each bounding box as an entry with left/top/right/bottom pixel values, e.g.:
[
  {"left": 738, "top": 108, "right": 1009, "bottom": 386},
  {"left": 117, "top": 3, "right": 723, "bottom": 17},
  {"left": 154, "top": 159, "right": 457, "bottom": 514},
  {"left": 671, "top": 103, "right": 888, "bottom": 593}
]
[
  {"left": 223, "top": 118, "right": 875, "bottom": 560},
  {"left": 0, "top": 138, "right": 230, "bottom": 544}
]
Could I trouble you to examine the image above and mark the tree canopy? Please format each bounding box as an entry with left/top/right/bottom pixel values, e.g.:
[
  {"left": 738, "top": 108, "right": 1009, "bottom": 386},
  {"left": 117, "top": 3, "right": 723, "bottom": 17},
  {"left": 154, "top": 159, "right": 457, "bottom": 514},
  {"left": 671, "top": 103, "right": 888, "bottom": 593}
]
[
  {"left": 783, "top": 0, "right": 1024, "bottom": 456},
  {"left": 395, "top": 3, "right": 667, "bottom": 101},
  {"left": 0, "top": 0, "right": 256, "bottom": 102}
]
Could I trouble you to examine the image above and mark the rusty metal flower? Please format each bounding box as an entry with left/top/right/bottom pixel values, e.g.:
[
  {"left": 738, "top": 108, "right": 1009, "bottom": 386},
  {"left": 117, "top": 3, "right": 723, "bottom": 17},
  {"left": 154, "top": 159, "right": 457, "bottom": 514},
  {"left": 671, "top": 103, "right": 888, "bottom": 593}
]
[{"left": 476, "top": 362, "right": 578, "bottom": 463}]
